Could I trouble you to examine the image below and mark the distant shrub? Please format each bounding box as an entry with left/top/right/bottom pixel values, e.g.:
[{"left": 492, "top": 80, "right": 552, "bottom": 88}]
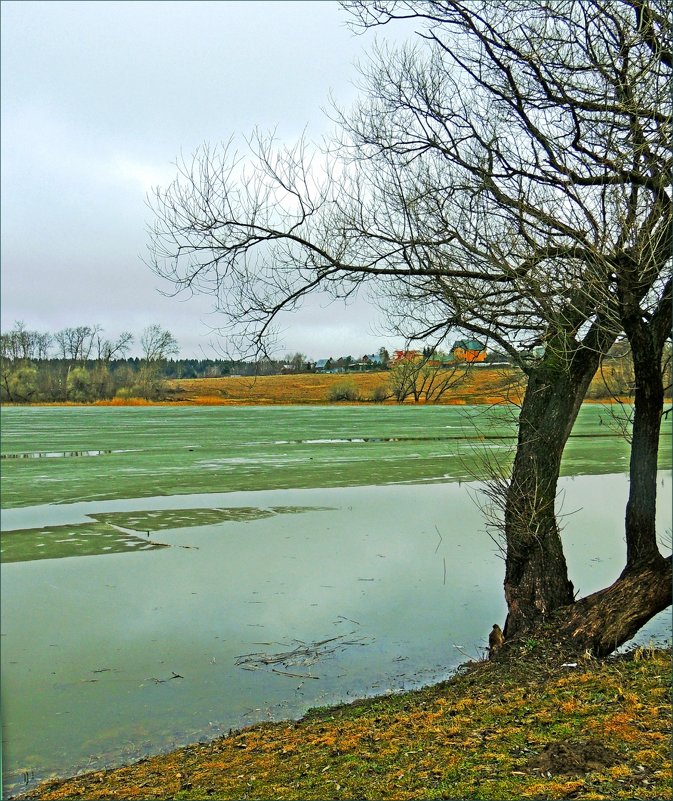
[
  {"left": 370, "top": 385, "right": 389, "bottom": 403},
  {"left": 67, "top": 367, "right": 93, "bottom": 402},
  {"left": 106, "top": 396, "right": 152, "bottom": 406},
  {"left": 327, "top": 381, "right": 360, "bottom": 402},
  {"left": 3, "top": 365, "right": 38, "bottom": 402}
]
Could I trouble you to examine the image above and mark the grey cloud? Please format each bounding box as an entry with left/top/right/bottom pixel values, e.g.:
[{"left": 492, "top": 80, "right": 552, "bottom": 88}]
[{"left": 2, "top": 1, "right": 401, "bottom": 359}]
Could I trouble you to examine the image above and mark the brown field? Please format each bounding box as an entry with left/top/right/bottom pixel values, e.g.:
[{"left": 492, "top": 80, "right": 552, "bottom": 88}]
[
  {"left": 160, "top": 367, "right": 527, "bottom": 406},
  {"left": 87, "top": 363, "right": 634, "bottom": 407}
]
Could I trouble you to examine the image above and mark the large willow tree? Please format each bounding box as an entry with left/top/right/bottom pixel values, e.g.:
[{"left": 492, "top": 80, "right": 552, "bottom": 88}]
[{"left": 148, "top": 0, "right": 671, "bottom": 654}]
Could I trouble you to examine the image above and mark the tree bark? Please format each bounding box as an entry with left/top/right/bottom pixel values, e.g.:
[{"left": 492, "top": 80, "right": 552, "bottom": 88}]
[
  {"left": 552, "top": 555, "right": 672, "bottom": 657},
  {"left": 621, "top": 279, "right": 672, "bottom": 572},
  {"left": 503, "top": 341, "right": 605, "bottom": 638},
  {"left": 623, "top": 338, "right": 665, "bottom": 569}
]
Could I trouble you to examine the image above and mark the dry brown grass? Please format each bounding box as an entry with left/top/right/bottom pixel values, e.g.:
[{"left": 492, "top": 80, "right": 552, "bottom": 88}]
[
  {"left": 84, "top": 363, "right": 635, "bottom": 407},
  {"left": 161, "top": 367, "right": 526, "bottom": 406}
]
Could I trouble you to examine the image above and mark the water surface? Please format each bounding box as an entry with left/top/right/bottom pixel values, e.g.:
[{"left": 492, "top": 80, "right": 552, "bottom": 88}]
[
  {"left": 2, "top": 404, "right": 669, "bottom": 509},
  {"left": 1, "top": 405, "right": 670, "bottom": 796}
]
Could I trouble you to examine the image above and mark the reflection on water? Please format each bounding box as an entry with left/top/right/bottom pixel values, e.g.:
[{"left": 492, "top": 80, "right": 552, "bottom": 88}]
[
  {"left": 1, "top": 507, "right": 335, "bottom": 563},
  {"left": 0, "top": 449, "right": 137, "bottom": 460},
  {"left": 0, "top": 522, "right": 164, "bottom": 563},
  {"left": 91, "top": 505, "right": 333, "bottom": 534}
]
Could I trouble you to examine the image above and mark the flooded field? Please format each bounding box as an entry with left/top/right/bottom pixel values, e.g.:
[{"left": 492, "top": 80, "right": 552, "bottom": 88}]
[{"left": 1, "top": 404, "right": 671, "bottom": 796}]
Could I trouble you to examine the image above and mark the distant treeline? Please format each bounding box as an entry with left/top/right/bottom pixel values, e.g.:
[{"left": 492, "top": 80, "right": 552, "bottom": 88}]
[
  {"left": 1, "top": 321, "right": 401, "bottom": 403},
  {"left": 0, "top": 321, "right": 382, "bottom": 402},
  {"left": 1, "top": 353, "right": 396, "bottom": 403},
  {"left": 1, "top": 357, "right": 268, "bottom": 402},
  {"left": 0, "top": 321, "right": 239, "bottom": 402},
  {"left": 1, "top": 354, "right": 303, "bottom": 404}
]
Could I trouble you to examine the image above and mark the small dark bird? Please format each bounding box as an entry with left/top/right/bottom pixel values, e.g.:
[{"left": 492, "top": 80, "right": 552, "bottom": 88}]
[
  {"left": 147, "top": 530, "right": 150, "bottom": 538},
  {"left": 489, "top": 623, "right": 505, "bottom": 657}
]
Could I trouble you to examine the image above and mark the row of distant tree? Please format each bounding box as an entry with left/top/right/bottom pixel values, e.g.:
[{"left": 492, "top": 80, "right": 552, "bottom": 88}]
[
  {"left": 0, "top": 322, "right": 179, "bottom": 402},
  {"left": 2, "top": 322, "right": 461, "bottom": 402},
  {"left": 0, "top": 321, "right": 299, "bottom": 402}
]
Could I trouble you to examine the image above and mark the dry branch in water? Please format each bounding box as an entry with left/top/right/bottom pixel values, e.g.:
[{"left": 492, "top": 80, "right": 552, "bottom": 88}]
[{"left": 234, "top": 633, "right": 372, "bottom": 675}]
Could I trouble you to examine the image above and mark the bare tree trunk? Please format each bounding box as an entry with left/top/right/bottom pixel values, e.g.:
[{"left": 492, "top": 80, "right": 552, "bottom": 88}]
[
  {"left": 553, "top": 556, "right": 672, "bottom": 657},
  {"left": 623, "top": 342, "right": 665, "bottom": 569},
  {"left": 621, "top": 281, "right": 671, "bottom": 572},
  {"left": 503, "top": 345, "right": 603, "bottom": 638}
]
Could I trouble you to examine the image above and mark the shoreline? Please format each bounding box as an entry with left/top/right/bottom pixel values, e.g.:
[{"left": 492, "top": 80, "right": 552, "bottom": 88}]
[
  {"left": 11, "top": 645, "right": 672, "bottom": 800},
  {"left": 0, "top": 365, "right": 644, "bottom": 408},
  {"left": 0, "top": 397, "right": 637, "bottom": 408},
  {"left": 3, "top": 396, "right": 670, "bottom": 800}
]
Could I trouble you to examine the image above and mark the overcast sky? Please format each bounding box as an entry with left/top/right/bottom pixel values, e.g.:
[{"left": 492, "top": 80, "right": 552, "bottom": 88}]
[{"left": 1, "top": 0, "right": 415, "bottom": 360}]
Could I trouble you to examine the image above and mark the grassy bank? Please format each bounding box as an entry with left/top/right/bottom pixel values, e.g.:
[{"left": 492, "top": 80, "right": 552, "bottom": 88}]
[{"left": 17, "top": 646, "right": 671, "bottom": 801}]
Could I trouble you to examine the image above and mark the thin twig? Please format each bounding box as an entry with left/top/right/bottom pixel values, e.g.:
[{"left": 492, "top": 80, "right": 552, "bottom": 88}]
[
  {"left": 271, "top": 668, "right": 320, "bottom": 679},
  {"left": 434, "top": 525, "right": 443, "bottom": 554}
]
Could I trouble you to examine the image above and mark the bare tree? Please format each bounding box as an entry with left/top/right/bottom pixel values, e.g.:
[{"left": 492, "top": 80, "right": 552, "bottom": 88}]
[
  {"left": 52, "top": 325, "right": 101, "bottom": 400},
  {"left": 87, "top": 331, "right": 135, "bottom": 399},
  {"left": 619, "top": 283, "right": 671, "bottom": 563},
  {"left": 285, "top": 352, "right": 308, "bottom": 372},
  {"left": 147, "top": 0, "right": 671, "bottom": 654},
  {"left": 0, "top": 322, "right": 49, "bottom": 401},
  {"left": 1, "top": 321, "right": 52, "bottom": 363},
  {"left": 138, "top": 325, "right": 179, "bottom": 399},
  {"left": 140, "top": 324, "right": 179, "bottom": 363},
  {"left": 388, "top": 351, "right": 467, "bottom": 403},
  {"left": 96, "top": 331, "right": 134, "bottom": 363},
  {"left": 54, "top": 326, "right": 100, "bottom": 364}
]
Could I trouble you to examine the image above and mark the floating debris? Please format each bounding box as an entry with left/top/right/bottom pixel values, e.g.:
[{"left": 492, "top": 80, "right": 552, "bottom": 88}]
[
  {"left": 234, "top": 633, "right": 372, "bottom": 677},
  {"left": 147, "top": 671, "right": 184, "bottom": 684}
]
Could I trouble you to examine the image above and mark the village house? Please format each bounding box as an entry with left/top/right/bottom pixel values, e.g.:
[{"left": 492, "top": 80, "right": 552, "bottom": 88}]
[
  {"left": 314, "top": 344, "right": 489, "bottom": 371},
  {"left": 450, "top": 338, "right": 487, "bottom": 363},
  {"left": 348, "top": 353, "right": 386, "bottom": 371},
  {"left": 391, "top": 349, "right": 423, "bottom": 364},
  {"left": 316, "top": 353, "right": 387, "bottom": 372}
]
